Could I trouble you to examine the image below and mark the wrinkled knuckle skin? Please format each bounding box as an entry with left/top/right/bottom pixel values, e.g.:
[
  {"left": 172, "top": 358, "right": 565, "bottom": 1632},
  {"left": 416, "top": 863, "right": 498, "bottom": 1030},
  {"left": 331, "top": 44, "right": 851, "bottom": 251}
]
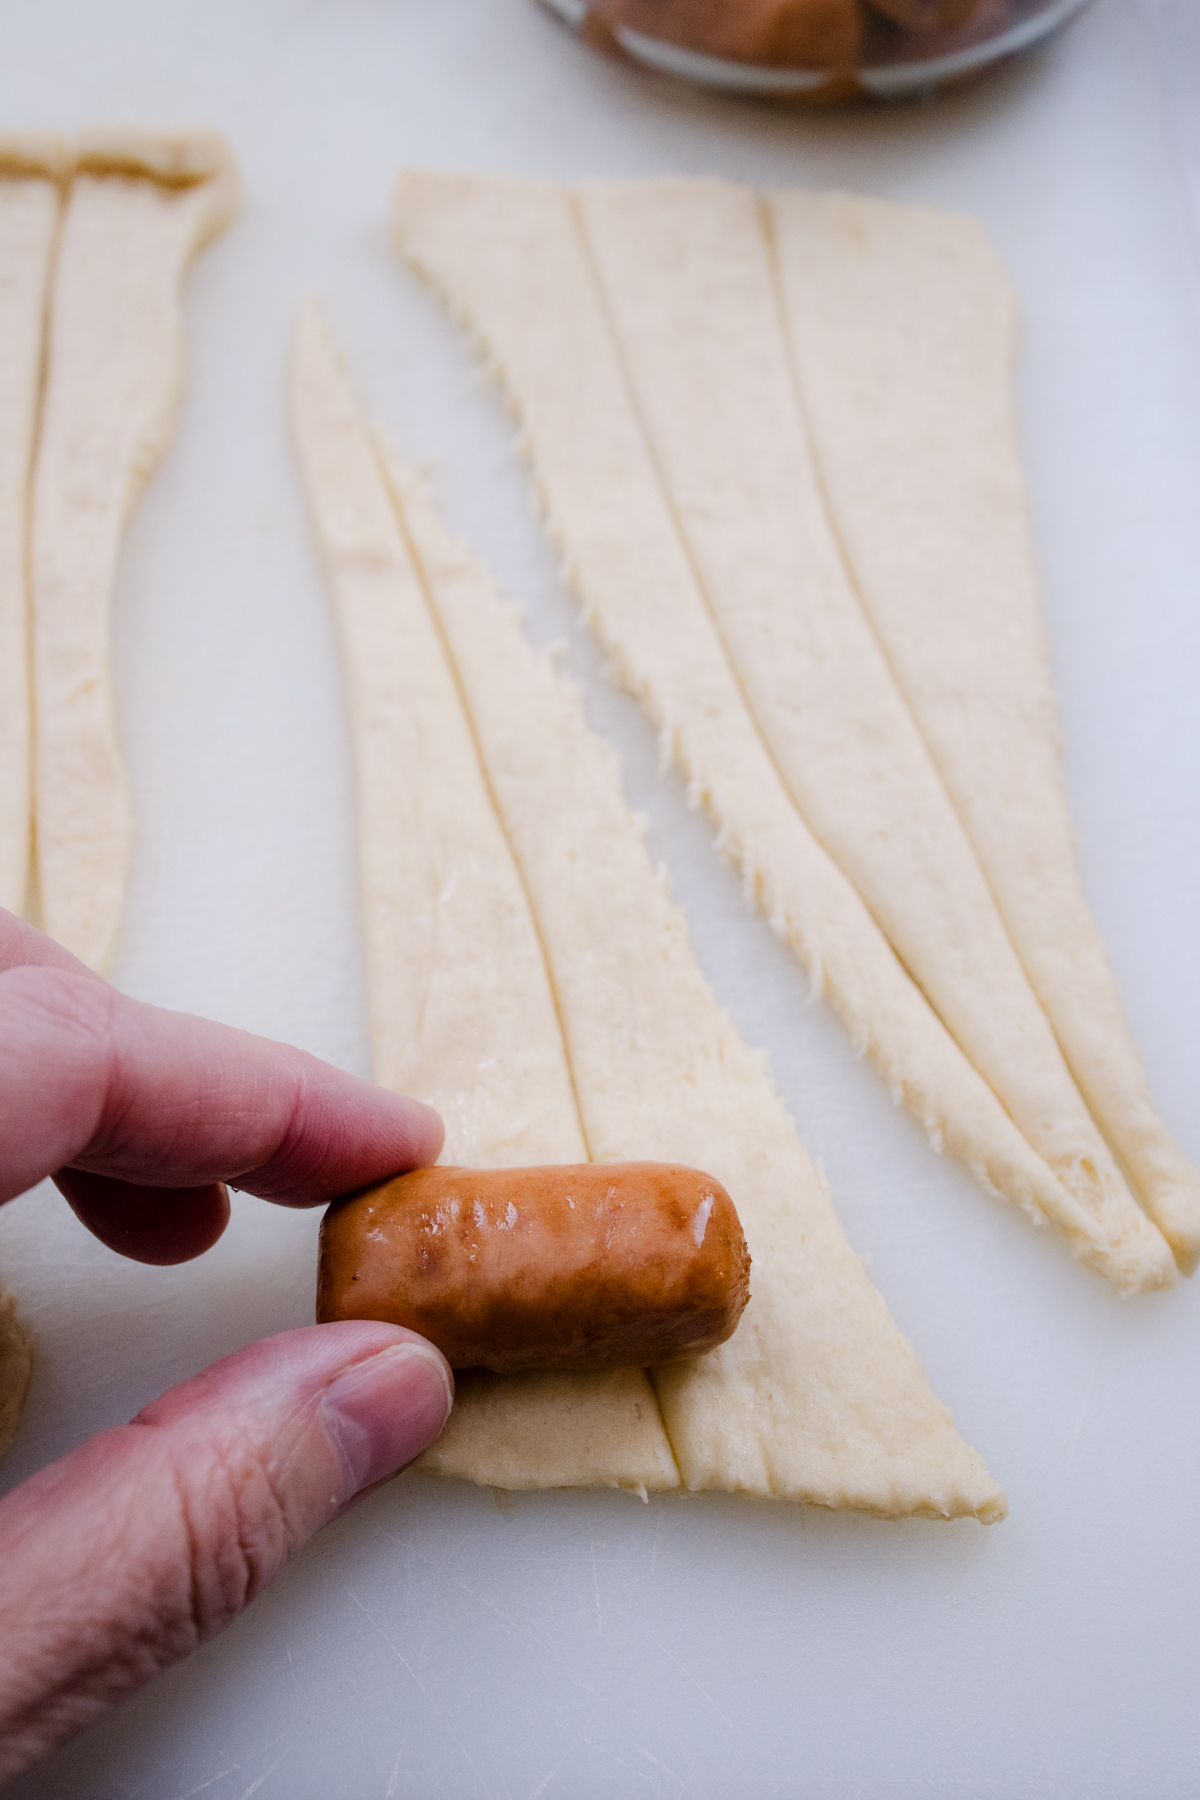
[
  {"left": 0, "top": 1422, "right": 311, "bottom": 1787},
  {"left": 171, "top": 1426, "right": 302, "bottom": 1643}
]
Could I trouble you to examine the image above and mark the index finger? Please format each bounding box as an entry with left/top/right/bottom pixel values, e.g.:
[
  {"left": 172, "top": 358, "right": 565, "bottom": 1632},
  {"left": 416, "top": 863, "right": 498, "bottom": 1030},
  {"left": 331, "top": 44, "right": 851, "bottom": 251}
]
[{"left": 0, "top": 962, "right": 442, "bottom": 1208}]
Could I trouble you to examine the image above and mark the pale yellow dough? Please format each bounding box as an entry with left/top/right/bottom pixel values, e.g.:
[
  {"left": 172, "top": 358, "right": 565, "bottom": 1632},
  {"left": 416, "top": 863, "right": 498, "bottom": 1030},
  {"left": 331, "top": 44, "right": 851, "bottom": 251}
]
[
  {"left": 291, "top": 300, "right": 678, "bottom": 1496},
  {"left": 294, "top": 300, "right": 1003, "bottom": 1516},
  {"left": 576, "top": 177, "right": 1155, "bottom": 1263},
  {"left": 30, "top": 131, "right": 238, "bottom": 972},
  {"left": 383, "top": 446, "right": 1004, "bottom": 1517},
  {"left": 770, "top": 188, "right": 1200, "bottom": 1275},
  {"left": 0, "top": 151, "right": 61, "bottom": 917},
  {"left": 392, "top": 169, "right": 1172, "bottom": 1294},
  {"left": 0, "top": 1285, "right": 33, "bottom": 1461}
]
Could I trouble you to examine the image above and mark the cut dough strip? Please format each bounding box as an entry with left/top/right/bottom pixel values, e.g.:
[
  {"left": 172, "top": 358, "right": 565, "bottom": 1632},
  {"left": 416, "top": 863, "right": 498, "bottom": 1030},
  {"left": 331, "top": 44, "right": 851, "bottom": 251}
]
[
  {"left": 770, "top": 188, "right": 1200, "bottom": 1275},
  {"left": 392, "top": 169, "right": 1172, "bottom": 1294},
  {"left": 30, "top": 130, "right": 238, "bottom": 972},
  {"left": 379, "top": 442, "right": 1004, "bottom": 1519},
  {"left": 0, "top": 142, "right": 63, "bottom": 917},
  {"left": 291, "top": 299, "right": 678, "bottom": 1496},
  {"left": 575, "top": 175, "right": 1157, "bottom": 1275}
]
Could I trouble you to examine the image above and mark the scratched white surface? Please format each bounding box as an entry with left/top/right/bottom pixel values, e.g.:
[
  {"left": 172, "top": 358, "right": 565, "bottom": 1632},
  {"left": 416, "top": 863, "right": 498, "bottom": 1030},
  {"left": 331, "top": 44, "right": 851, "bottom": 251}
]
[{"left": 1, "top": 2, "right": 1199, "bottom": 1796}]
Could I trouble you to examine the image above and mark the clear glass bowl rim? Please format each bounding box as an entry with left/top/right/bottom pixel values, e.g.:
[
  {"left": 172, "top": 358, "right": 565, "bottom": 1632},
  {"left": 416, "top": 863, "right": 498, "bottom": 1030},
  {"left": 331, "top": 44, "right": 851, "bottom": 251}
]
[{"left": 537, "top": 0, "right": 1095, "bottom": 98}]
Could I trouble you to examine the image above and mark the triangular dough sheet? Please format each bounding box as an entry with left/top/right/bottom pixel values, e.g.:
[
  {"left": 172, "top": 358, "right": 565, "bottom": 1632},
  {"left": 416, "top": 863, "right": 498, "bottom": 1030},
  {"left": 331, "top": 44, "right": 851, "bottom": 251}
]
[
  {"left": 291, "top": 301, "right": 678, "bottom": 1496},
  {"left": 30, "top": 132, "right": 238, "bottom": 973},
  {"left": 378, "top": 444, "right": 1003, "bottom": 1520},
  {"left": 392, "top": 168, "right": 1171, "bottom": 1293},
  {"left": 575, "top": 176, "right": 1150, "bottom": 1265},
  {"left": 0, "top": 151, "right": 61, "bottom": 918},
  {"left": 770, "top": 188, "right": 1200, "bottom": 1275}
]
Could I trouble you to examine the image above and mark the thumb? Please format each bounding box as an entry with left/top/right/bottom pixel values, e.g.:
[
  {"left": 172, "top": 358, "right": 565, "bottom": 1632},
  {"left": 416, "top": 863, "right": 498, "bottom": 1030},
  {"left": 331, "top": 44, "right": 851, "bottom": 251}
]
[{"left": 0, "top": 1322, "right": 453, "bottom": 1786}]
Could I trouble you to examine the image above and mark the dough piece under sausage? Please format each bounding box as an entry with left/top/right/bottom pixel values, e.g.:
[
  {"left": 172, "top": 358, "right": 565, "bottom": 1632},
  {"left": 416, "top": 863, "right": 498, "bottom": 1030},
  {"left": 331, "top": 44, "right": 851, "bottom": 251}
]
[
  {"left": 392, "top": 168, "right": 1171, "bottom": 1294},
  {"left": 384, "top": 444, "right": 1005, "bottom": 1520},
  {"left": 291, "top": 301, "right": 679, "bottom": 1495},
  {"left": 0, "top": 146, "right": 62, "bottom": 918},
  {"left": 30, "top": 132, "right": 238, "bottom": 972},
  {"left": 770, "top": 187, "right": 1200, "bottom": 1273}
]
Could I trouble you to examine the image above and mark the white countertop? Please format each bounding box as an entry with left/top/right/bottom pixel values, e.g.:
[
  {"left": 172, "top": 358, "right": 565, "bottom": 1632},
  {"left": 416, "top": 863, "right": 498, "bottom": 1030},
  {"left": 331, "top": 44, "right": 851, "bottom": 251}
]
[{"left": 2, "top": 3, "right": 1199, "bottom": 1795}]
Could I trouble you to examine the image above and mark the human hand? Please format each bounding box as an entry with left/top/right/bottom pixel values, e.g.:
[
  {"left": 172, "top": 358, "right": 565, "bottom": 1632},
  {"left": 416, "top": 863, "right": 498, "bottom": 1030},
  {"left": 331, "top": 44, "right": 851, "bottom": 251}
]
[{"left": 0, "top": 911, "right": 453, "bottom": 1787}]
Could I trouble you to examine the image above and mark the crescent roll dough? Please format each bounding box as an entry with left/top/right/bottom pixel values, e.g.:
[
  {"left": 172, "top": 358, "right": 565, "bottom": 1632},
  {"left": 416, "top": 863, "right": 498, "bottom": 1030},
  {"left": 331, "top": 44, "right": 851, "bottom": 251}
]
[
  {"left": 292, "top": 300, "right": 678, "bottom": 1497},
  {"left": 30, "top": 131, "right": 237, "bottom": 971},
  {"left": 293, "top": 301, "right": 1004, "bottom": 1519},
  {"left": 574, "top": 175, "right": 1154, "bottom": 1274},
  {"left": 393, "top": 168, "right": 1172, "bottom": 1294},
  {"left": 769, "top": 187, "right": 1200, "bottom": 1274}
]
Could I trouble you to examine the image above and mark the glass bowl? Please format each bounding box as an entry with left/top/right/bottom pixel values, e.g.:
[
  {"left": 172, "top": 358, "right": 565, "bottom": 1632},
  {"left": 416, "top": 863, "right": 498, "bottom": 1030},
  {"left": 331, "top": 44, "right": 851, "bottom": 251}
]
[{"left": 535, "top": 0, "right": 1094, "bottom": 103}]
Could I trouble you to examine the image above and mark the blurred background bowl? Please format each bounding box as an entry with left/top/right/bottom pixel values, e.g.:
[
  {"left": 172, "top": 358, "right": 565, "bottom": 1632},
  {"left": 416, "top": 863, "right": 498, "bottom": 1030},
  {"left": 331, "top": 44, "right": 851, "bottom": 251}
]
[{"left": 536, "top": 0, "right": 1095, "bottom": 102}]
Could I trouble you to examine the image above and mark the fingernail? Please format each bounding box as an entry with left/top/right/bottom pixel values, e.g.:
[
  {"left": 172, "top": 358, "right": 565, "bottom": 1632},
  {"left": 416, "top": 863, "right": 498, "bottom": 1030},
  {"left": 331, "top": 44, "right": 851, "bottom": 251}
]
[
  {"left": 321, "top": 1343, "right": 454, "bottom": 1495},
  {"left": 412, "top": 1099, "right": 445, "bottom": 1160}
]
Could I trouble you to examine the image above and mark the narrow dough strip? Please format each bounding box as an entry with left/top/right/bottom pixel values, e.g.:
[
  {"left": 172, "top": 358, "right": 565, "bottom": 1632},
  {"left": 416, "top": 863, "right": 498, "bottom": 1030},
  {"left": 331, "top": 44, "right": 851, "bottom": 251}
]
[
  {"left": 393, "top": 169, "right": 1171, "bottom": 1292},
  {"left": 576, "top": 175, "right": 1155, "bottom": 1270},
  {"left": 30, "top": 132, "right": 239, "bottom": 972},
  {"left": 290, "top": 301, "right": 678, "bottom": 1495},
  {"left": 770, "top": 188, "right": 1200, "bottom": 1273},
  {"left": 0, "top": 150, "right": 62, "bottom": 917},
  {"left": 384, "top": 445, "right": 1005, "bottom": 1520}
]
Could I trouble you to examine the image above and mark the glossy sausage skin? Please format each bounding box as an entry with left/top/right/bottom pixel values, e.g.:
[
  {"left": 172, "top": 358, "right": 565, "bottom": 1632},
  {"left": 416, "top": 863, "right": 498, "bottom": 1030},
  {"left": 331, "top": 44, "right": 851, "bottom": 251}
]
[{"left": 317, "top": 1162, "right": 751, "bottom": 1373}]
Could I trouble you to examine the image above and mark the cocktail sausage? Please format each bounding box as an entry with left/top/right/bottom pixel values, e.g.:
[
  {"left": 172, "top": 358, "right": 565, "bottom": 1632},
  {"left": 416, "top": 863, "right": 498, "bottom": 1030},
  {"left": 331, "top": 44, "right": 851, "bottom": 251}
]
[{"left": 317, "top": 1162, "right": 750, "bottom": 1373}]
